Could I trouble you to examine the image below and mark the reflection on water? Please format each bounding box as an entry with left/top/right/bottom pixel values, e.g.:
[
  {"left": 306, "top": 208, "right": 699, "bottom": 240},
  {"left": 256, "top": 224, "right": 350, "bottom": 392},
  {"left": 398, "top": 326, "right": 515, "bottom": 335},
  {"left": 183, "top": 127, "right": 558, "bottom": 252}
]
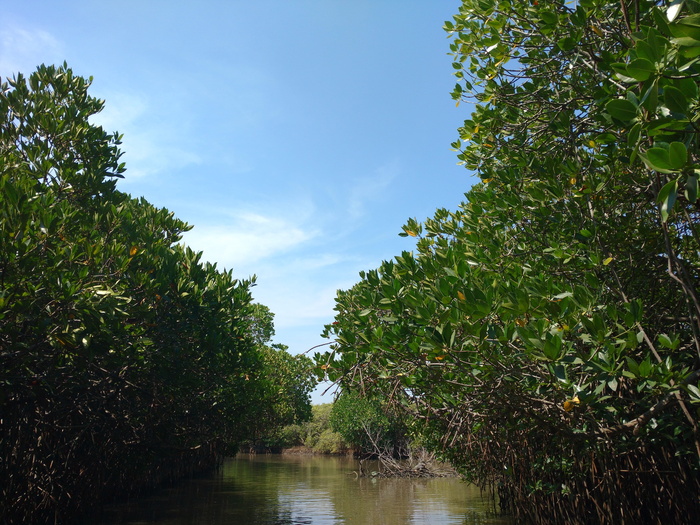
[{"left": 97, "top": 454, "right": 513, "bottom": 525}]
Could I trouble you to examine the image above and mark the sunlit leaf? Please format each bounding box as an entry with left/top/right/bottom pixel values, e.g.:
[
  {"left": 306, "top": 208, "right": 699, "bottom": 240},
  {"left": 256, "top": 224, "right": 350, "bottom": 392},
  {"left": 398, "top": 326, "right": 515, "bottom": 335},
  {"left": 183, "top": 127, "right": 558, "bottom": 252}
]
[
  {"left": 668, "top": 142, "right": 687, "bottom": 169},
  {"left": 667, "top": 0, "right": 684, "bottom": 22}
]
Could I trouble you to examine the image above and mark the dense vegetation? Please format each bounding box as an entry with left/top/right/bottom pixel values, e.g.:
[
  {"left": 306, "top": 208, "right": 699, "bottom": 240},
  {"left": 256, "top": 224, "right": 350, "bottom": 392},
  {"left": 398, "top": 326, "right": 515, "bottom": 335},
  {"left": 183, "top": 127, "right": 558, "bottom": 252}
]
[
  {"left": 316, "top": 1, "right": 700, "bottom": 522},
  {"left": 271, "top": 403, "right": 349, "bottom": 454},
  {"left": 0, "top": 64, "right": 313, "bottom": 524},
  {"left": 241, "top": 304, "right": 317, "bottom": 450},
  {"left": 329, "top": 390, "right": 409, "bottom": 457},
  {"left": 268, "top": 396, "right": 406, "bottom": 459}
]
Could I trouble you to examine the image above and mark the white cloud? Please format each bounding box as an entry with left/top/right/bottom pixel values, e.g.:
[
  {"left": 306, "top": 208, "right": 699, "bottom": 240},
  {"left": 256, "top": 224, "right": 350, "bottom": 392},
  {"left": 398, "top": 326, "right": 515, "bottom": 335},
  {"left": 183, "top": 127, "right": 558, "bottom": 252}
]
[
  {"left": 0, "top": 23, "right": 201, "bottom": 183},
  {"left": 182, "top": 210, "right": 319, "bottom": 272},
  {"left": 90, "top": 90, "right": 202, "bottom": 180},
  {"left": 180, "top": 201, "right": 364, "bottom": 333},
  {"left": 0, "top": 26, "right": 64, "bottom": 77},
  {"left": 267, "top": 282, "right": 344, "bottom": 328},
  {"left": 251, "top": 262, "right": 350, "bottom": 328},
  {"left": 90, "top": 91, "right": 148, "bottom": 132}
]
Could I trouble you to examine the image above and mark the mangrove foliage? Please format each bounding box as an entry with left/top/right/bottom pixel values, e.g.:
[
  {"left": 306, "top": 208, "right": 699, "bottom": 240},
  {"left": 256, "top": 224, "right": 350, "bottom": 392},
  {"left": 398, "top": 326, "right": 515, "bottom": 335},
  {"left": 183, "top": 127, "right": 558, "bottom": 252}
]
[
  {"left": 0, "top": 64, "right": 314, "bottom": 524},
  {"left": 315, "top": 1, "right": 700, "bottom": 522}
]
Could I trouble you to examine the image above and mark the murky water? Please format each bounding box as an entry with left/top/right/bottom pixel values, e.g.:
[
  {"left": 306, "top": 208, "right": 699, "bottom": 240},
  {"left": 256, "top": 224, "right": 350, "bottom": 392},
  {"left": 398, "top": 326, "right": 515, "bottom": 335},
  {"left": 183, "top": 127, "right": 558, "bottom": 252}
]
[{"left": 97, "top": 454, "right": 513, "bottom": 525}]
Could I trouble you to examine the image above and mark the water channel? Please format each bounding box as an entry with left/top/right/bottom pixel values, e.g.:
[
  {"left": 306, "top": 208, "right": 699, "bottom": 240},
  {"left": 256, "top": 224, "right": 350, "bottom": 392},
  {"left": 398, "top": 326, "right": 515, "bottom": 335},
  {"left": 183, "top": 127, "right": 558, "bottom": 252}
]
[{"left": 97, "top": 454, "right": 514, "bottom": 525}]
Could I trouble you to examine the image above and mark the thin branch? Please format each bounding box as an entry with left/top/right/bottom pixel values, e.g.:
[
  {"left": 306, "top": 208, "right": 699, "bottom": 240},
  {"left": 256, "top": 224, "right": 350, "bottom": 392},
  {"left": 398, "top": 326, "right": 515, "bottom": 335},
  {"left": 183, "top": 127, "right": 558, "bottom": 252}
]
[{"left": 596, "top": 368, "right": 700, "bottom": 437}]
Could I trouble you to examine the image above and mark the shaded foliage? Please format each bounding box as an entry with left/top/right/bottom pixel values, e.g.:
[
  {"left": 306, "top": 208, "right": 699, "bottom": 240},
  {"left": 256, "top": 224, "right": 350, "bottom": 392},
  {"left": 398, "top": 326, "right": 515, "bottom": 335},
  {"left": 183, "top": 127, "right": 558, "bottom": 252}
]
[
  {"left": 329, "top": 390, "right": 408, "bottom": 457},
  {"left": 0, "top": 64, "right": 279, "bottom": 524}
]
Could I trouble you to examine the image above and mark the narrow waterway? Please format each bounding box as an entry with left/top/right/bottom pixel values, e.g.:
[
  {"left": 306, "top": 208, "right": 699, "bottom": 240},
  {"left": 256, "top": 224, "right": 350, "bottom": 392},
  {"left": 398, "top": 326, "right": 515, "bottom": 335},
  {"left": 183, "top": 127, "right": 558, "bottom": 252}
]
[{"left": 97, "top": 454, "right": 514, "bottom": 525}]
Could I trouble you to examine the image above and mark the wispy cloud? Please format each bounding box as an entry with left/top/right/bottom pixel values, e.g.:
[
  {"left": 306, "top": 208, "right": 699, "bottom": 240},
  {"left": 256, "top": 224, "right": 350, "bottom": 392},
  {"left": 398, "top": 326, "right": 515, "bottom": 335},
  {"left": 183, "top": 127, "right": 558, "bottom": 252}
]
[
  {"left": 250, "top": 254, "right": 352, "bottom": 326},
  {"left": 91, "top": 90, "right": 202, "bottom": 180},
  {"left": 0, "top": 25, "right": 64, "bottom": 77},
  {"left": 180, "top": 200, "right": 364, "bottom": 333},
  {"left": 0, "top": 22, "right": 201, "bottom": 183},
  {"left": 347, "top": 160, "right": 400, "bottom": 221},
  {"left": 182, "top": 210, "right": 320, "bottom": 273}
]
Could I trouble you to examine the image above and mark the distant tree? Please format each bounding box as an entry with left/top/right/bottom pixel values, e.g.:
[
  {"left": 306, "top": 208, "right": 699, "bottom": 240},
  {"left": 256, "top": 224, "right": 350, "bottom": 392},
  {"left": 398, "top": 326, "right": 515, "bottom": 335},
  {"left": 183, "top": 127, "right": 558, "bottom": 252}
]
[
  {"left": 240, "top": 304, "right": 316, "bottom": 449},
  {"left": 301, "top": 403, "right": 347, "bottom": 454},
  {"left": 316, "top": 1, "right": 700, "bottom": 522},
  {"left": 329, "top": 390, "right": 408, "bottom": 457},
  {"left": 243, "top": 343, "right": 316, "bottom": 448},
  {"left": 247, "top": 303, "right": 276, "bottom": 347}
]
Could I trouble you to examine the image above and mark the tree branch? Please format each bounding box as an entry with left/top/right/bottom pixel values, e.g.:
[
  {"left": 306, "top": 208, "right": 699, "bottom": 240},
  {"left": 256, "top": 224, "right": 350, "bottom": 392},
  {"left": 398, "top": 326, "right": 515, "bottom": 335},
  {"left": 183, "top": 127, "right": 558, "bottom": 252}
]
[{"left": 596, "top": 368, "right": 700, "bottom": 437}]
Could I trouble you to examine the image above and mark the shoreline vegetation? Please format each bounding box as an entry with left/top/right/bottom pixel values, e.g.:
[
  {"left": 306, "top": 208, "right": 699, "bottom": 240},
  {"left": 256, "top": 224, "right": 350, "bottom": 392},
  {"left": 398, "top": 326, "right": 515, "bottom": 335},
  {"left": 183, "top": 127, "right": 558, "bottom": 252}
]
[
  {"left": 245, "top": 398, "right": 459, "bottom": 479},
  {"left": 314, "top": 1, "right": 700, "bottom": 523},
  {"left": 4, "top": 1, "right": 700, "bottom": 523},
  {"left": 245, "top": 447, "right": 460, "bottom": 479},
  {"left": 0, "top": 65, "right": 316, "bottom": 524}
]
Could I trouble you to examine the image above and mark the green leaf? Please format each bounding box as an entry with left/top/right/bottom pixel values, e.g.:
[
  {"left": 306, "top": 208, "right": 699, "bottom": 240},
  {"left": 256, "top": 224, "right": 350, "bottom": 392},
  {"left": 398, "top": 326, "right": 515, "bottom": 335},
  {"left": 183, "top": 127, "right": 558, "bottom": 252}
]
[
  {"left": 653, "top": 6, "right": 673, "bottom": 36},
  {"left": 657, "top": 178, "right": 679, "bottom": 222},
  {"left": 663, "top": 85, "right": 689, "bottom": 113},
  {"left": 686, "top": 172, "right": 698, "bottom": 202},
  {"left": 635, "top": 39, "right": 657, "bottom": 62},
  {"left": 540, "top": 11, "right": 558, "bottom": 26},
  {"left": 612, "top": 63, "right": 639, "bottom": 83},
  {"left": 677, "top": 13, "right": 700, "bottom": 28},
  {"left": 639, "top": 357, "right": 653, "bottom": 377},
  {"left": 672, "top": 35, "right": 700, "bottom": 47},
  {"left": 658, "top": 333, "right": 673, "bottom": 348},
  {"left": 643, "top": 147, "right": 673, "bottom": 171},
  {"left": 626, "top": 330, "right": 639, "bottom": 349},
  {"left": 668, "top": 141, "right": 688, "bottom": 169},
  {"left": 645, "top": 117, "right": 688, "bottom": 136},
  {"left": 543, "top": 336, "right": 562, "bottom": 361},
  {"left": 640, "top": 79, "right": 659, "bottom": 112},
  {"left": 628, "top": 122, "right": 642, "bottom": 148},
  {"left": 669, "top": 19, "right": 700, "bottom": 41},
  {"left": 680, "top": 44, "right": 700, "bottom": 58},
  {"left": 676, "top": 76, "right": 699, "bottom": 99},
  {"left": 557, "top": 37, "right": 577, "bottom": 51},
  {"left": 626, "top": 58, "right": 656, "bottom": 81},
  {"left": 606, "top": 98, "right": 638, "bottom": 121},
  {"left": 552, "top": 364, "right": 567, "bottom": 382}
]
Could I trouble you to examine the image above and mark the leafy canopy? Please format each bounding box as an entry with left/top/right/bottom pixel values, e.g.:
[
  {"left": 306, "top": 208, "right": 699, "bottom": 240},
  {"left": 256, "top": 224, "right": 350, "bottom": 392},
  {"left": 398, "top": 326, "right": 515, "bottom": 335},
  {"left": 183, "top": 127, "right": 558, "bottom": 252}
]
[
  {"left": 0, "top": 63, "right": 303, "bottom": 523},
  {"left": 316, "top": 1, "right": 700, "bottom": 522}
]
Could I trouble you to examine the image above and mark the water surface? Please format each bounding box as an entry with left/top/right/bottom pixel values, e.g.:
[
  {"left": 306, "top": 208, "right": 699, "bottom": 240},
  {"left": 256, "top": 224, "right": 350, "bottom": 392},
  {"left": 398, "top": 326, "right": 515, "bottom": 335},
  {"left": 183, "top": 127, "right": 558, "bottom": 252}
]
[{"left": 98, "top": 454, "right": 513, "bottom": 525}]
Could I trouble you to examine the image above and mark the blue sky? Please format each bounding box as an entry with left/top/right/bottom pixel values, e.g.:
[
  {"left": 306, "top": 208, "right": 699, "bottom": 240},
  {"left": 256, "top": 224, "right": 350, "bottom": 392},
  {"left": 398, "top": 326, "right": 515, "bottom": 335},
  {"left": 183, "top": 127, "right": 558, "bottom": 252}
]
[{"left": 1, "top": 1, "right": 476, "bottom": 402}]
